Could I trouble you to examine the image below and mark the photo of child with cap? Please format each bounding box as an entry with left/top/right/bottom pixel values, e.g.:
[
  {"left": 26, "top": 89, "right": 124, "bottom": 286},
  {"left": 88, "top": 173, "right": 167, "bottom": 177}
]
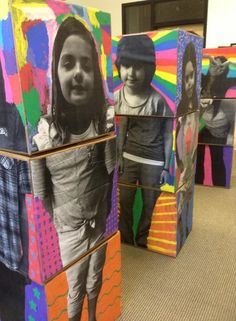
[
  {"left": 115, "top": 34, "right": 173, "bottom": 247},
  {"left": 114, "top": 34, "right": 174, "bottom": 116}
]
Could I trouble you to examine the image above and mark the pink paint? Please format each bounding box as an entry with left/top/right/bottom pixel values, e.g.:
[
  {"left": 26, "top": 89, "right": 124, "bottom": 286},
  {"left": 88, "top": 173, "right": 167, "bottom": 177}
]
[
  {"left": 203, "top": 145, "right": 213, "bottom": 186},
  {"left": 8, "top": 74, "right": 22, "bottom": 105},
  {"left": 26, "top": 194, "right": 42, "bottom": 284},
  {"left": 0, "top": 50, "right": 13, "bottom": 103},
  {"left": 225, "top": 88, "right": 236, "bottom": 98},
  {"left": 45, "top": 0, "right": 71, "bottom": 15},
  {"left": 32, "top": 67, "right": 49, "bottom": 113},
  {"left": 156, "top": 48, "right": 178, "bottom": 60}
]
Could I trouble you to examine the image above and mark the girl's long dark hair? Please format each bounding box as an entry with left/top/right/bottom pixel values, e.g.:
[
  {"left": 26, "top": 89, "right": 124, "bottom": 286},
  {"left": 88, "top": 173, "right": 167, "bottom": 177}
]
[
  {"left": 51, "top": 16, "right": 106, "bottom": 145},
  {"left": 180, "top": 42, "right": 198, "bottom": 113}
]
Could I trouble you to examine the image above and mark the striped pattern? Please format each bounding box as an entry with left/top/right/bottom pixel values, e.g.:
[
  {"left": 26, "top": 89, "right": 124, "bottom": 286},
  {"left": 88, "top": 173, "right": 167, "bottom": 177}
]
[{"left": 147, "top": 192, "right": 177, "bottom": 257}]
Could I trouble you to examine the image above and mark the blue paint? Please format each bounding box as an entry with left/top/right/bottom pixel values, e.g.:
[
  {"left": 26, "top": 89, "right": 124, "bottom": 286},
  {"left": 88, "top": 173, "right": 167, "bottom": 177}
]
[
  {"left": 26, "top": 22, "right": 49, "bottom": 70},
  {"left": 2, "top": 14, "right": 14, "bottom": 52},
  {"left": 25, "top": 282, "right": 47, "bottom": 321},
  {"left": 70, "top": 4, "right": 85, "bottom": 17},
  {"left": 3, "top": 48, "right": 17, "bottom": 74},
  {"left": 155, "top": 39, "right": 177, "bottom": 51},
  {"left": 0, "top": 21, "right": 3, "bottom": 48}
]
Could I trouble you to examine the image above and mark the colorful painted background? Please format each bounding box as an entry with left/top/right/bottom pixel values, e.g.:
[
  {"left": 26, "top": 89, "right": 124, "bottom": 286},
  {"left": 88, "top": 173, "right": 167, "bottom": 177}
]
[
  {"left": 0, "top": 0, "right": 113, "bottom": 153},
  {"left": 202, "top": 47, "right": 236, "bottom": 98}
]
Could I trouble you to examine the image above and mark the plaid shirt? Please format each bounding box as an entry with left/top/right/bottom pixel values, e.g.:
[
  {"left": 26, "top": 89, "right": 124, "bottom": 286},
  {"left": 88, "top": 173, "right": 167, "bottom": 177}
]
[{"left": 0, "top": 156, "right": 31, "bottom": 270}]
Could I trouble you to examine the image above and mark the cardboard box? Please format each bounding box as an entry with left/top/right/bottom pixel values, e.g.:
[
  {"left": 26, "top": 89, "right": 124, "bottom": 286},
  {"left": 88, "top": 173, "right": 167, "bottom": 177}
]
[
  {"left": 118, "top": 179, "right": 195, "bottom": 256},
  {"left": 0, "top": 232, "right": 121, "bottom": 321},
  {"left": 113, "top": 30, "right": 203, "bottom": 117},
  {"left": 0, "top": 0, "right": 114, "bottom": 154},
  {"left": 0, "top": 136, "right": 118, "bottom": 283}
]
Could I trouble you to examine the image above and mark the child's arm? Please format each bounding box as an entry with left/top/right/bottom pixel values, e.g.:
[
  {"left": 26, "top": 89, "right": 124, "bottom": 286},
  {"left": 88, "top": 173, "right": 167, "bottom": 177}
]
[
  {"left": 160, "top": 118, "right": 173, "bottom": 185},
  {"left": 117, "top": 116, "right": 128, "bottom": 174}
]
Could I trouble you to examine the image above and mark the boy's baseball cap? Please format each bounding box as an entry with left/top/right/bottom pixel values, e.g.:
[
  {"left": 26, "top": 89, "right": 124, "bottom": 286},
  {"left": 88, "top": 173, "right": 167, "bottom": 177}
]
[{"left": 116, "top": 34, "right": 155, "bottom": 66}]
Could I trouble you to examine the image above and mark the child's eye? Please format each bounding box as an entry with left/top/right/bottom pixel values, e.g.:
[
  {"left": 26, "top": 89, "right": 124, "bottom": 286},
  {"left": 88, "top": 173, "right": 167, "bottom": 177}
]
[
  {"left": 60, "top": 55, "right": 75, "bottom": 70},
  {"left": 81, "top": 58, "right": 92, "bottom": 71}
]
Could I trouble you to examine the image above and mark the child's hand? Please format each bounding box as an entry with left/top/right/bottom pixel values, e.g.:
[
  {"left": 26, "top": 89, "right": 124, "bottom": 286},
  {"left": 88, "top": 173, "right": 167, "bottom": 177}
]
[{"left": 159, "top": 169, "right": 169, "bottom": 185}]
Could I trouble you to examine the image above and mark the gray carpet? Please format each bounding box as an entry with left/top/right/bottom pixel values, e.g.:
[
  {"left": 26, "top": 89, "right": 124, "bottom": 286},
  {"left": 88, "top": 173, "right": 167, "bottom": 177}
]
[{"left": 118, "top": 154, "right": 236, "bottom": 321}]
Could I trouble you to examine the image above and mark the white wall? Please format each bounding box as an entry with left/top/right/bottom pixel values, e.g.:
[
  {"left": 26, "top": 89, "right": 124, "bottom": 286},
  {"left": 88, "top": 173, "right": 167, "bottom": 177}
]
[{"left": 206, "top": 0, "right": 236, "bottom": 47}]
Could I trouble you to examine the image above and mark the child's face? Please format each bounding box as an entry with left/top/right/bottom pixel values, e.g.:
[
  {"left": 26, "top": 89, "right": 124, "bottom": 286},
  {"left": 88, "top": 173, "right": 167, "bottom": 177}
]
[
  {"left": 184, "top": 61, "right": 195, "bottom": 99},
  {"left": 58, "top": 34, "right": 94, "bottom": 107},
  {"left": 120, "top": 63, "right": 146, "bottom": 91}
]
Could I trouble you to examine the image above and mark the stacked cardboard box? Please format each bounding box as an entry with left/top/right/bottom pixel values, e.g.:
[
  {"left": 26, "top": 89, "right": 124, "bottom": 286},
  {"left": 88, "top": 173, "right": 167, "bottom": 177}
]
[
  {"left": 195, "top": 47, "right": 236, "bottom": 188},
  {"left": 0, "top": 1, "right": 121, "bottom": 320},
  {"left": 113, "top": 29, "right": 203, "bottom": 256}
]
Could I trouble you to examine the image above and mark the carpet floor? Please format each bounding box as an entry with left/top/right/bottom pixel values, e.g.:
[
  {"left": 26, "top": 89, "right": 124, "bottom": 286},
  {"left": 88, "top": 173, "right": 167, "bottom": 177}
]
[{"left": 118, "top": 153, "right": 236, "bottom": 321}]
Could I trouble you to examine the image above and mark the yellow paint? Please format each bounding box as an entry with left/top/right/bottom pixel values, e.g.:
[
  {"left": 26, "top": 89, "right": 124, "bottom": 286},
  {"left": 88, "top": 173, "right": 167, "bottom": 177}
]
[
  {"left": 113, "top": 36, "right": 121, "bottom": 42},
  {"left": 153, "top": 212, "right": 176, "bottom": 216},
  {"left": 155, "top": 202, "right": 176, "bottom": 207},
  {"left": 0, "top": 0, "right": 9, "bottom": 20},
  {"left": 87, "top": 7, "right": 100, "bottom": 28},
  {"left": 147, "top": 237, "right": 176, "bottom": 245},
  {"left": 172, "top": 129, "right": 176, "bottom": 151},
  {"left": 158, "top": 196, "right": 175, "bottom": 200},
  {"left": 151, "top": 220, "right": 176, "bottom": 224},
  {"left": 156, "top": 70, "right": 177, "bottom": 84},
  {"left": 101, "top": 45, "right": 107, "bottom": 81},
  {"left": 148, "top": 245, "right": 176, "bottom": 255},
  {"left": 160, "top": 184, "right": 175, "bottom": 193},
  {"left": 11, "top": 7, "right": 28, "bottom": 69},
  {"left": 151, "top": 30, "right": 171, "bottom": 42},
  {"left": 149, "top": 229, "right": 176, "bottom": 234}
]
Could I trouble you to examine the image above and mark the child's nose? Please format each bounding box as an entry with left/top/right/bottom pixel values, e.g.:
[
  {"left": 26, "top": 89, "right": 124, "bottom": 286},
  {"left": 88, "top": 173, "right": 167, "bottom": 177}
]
[{"left": 73, "top": 63, "right": 83, "bottom": 80}]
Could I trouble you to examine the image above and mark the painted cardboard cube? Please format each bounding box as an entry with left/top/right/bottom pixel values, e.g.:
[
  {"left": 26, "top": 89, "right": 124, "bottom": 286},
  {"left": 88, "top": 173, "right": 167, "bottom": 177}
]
[
  {"left": 118, "top": 177, "right": 195, "bottom": 256},
  {"left": 116, "top": 111, "right": 199, "bottom": 193},
  {"left": 0, "top": 0, "right": 114, "bottom": 154},
  {"left": 0, "top": 231, "right": 121, "bottom": 321},
  {"left": 195, "top": 144, "right": 234, "bottom": 188},
  {"left": 0, "top": 136, "right": 118, "bottom": 284},
  {"left": 112, "top": 30, "right": 203, "bottom": 117},
  {"left": 201, "top": 47, "right": 236, "bottom": 99},
  {"left": 199, "top": 98, "right": 236, "bottom": 146}
]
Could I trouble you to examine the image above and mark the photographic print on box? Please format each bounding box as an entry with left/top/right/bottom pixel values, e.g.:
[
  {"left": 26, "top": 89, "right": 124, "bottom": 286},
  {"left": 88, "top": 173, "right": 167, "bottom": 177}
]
[
  {"left": 0, "top": 0, "right": 114, "bottom": 154},
  {"left": 195, "top": 144, "right": 234, "bottom": 188},
  {"left": 118, "top": 180, "right": 195, "bottom": 256},
  {"left": 112, "top": 29, "right": 203, "bottom": 117},
  {"left": 116, "top": 115, "right": 176, "bottom": 193},
  {"left": 116, "top": 110, "right": 199, "bottom": 193},
  {"left": 201, "top": 47, "right": 236, "bottom": 99},
  {"left": 199, "top": 99, "right": 236, "bottom": 146},
  {"left": 0, "top": 137, "right": 118, "bottom": 284},
  {"left": 0, "top": 232, "right": 121, "bottom": 321}
]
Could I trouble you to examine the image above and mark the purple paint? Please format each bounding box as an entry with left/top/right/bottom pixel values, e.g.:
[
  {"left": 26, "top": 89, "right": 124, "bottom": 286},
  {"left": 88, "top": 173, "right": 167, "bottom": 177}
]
[{"left": 223, "top": 146, "right": 233, "bottom": 188}]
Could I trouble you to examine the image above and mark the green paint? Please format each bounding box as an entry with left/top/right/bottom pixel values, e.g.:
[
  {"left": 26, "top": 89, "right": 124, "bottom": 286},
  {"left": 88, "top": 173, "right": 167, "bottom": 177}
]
[
  {"left": 23, "top": 88, "right": 41, "bottom": 134},
  {"left": 16, "top": 102, "right": 26, "bottom": 126},
  {"left": 29, "top": 300, "right": 37, "bottom": 312},
  {"left": 156, "top": 30, "right": 178, "bottom": 45},
  {"left": 28, "top": 316, "right": 35, "bottom": 321},
  {"left": 96, "top": 11, "right": 110, "bottom": 26},
  {"left": 132, "top": 188, "right": 143, "bottom": 240},
  {"left": 155, "top": 75, "right": 177, "bottom": 96},
  {"left": 33, "top": 287, "right": 41, "bottom": 300}
]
